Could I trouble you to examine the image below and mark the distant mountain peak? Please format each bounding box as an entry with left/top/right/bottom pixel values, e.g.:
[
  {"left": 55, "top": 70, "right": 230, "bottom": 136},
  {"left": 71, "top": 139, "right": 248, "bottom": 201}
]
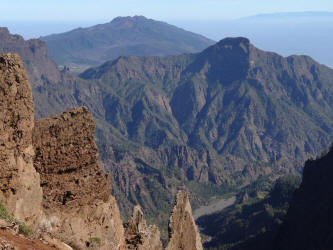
[
  {"left": 203, "top": 37, "right": 252, "bottom": 56},
  {"left": 41, "top": 17, "right": 214, "bottom": 72},
  {"left": 0, "top": 27, "right": 10, "bottom": 35},
  {"left": 185, "top": 37, "right": 253, "bottom": 83},
  {"left": 216, "top": 37, "right": 250, "bottom": 47},
  {"left": 213, "top": 37, "right": 251, "bottom": 54},
  {"left": 111, "top": 15, "right": 149, "bottom": 23}
]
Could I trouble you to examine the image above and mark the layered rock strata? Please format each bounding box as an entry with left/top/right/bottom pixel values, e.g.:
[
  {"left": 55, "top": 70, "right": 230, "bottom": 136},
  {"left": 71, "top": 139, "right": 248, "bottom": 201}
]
[
  {"left": 166, "top": 191, "right": 203, "bottom": 250},
  {"left": 0, "top": 53, "right": 43, "bottom": 229},
  {"left": 33, "top": 107, "right": 124, "bottom": 249},
  {"left": 124, "top": 205, "right": 162, "bottom": 250}
]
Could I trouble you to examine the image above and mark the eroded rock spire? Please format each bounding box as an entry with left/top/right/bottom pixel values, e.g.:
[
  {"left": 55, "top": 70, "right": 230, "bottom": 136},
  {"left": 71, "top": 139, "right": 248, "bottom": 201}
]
[
  {"left": 166, "top": 191, "right": 203, "bottom": 250},
  {"left": 124, "top": 205, "right": 162, "bottom": 250}
]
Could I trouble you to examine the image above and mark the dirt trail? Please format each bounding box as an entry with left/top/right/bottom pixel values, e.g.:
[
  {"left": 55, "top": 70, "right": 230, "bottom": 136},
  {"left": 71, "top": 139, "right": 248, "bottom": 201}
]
[{"left": 0, "top": 229, "right": 59, "bottom": 250}]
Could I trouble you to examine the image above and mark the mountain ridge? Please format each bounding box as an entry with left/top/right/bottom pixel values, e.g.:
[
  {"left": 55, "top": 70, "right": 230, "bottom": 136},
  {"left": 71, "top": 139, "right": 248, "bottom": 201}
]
[
  {"left": 74, "top": 37, "right": 333, "bottom": 238},
  {"left": 0, "top": 53, "right": 203, "bottom": 249},
  {"left": 2, "top": 27, "right": 333, "bottom": 242},
  {"left": 40, "top": 16, "right": 215, "bottom": 72}
]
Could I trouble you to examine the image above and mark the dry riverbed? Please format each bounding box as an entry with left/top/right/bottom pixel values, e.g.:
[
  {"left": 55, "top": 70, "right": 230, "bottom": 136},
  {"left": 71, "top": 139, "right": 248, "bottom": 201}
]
[{"left": 193, "top": 196, "right": 236, "bottom": 220}]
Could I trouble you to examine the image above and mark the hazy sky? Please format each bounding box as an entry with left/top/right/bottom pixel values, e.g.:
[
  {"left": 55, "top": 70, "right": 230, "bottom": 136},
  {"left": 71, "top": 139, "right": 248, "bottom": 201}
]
[{"left": 2, "top": 0, "right": 333, "bottom": 21}]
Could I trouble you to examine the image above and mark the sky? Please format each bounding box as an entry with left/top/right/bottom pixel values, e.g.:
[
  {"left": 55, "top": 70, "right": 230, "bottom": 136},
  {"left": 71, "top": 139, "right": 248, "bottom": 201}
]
[
  {"left": 2, "top": 0, "right": 333, "bottom": 21},
  {"left": 1, "top": 0, "right": 333, "bottom": 66}
]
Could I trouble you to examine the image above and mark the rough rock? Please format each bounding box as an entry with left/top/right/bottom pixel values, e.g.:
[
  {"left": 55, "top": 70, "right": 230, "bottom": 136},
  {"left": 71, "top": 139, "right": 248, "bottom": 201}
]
[
  {"left": 0, "top": 53, "right": 43, "bottom": 229},
  {"left": 124, "top": 205, "right": 162, "bottom": 250},
  {"left": 0, "top": 229, "right": 61, "bottom": 250},
  {"left": 33, "top": 107, "right": 124, "bottom": 249},
  {"left": 166, "top": 191, "right": 203, "bottom": 250}
]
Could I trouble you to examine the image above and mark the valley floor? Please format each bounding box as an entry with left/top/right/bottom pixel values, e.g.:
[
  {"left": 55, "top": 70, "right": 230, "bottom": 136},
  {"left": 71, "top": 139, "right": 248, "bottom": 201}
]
[{"left": 193, "top": 196, "right": 236, "bottom": 220}]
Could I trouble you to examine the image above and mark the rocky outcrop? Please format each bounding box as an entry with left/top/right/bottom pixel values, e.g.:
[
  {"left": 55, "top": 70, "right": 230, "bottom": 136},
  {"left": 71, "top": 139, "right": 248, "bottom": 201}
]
[
  {"left": 166, "top": 191, "right": 203, "bottom": 250},
  {"left": 0, "top": 53, "right": 43, "bottom": 229},
  {"left": 124, "top": 205, "right": 162, "bottom": 250},
  {"left": 33, "top": 107, "right": 124, "bottom": 249},
  {"left": 0, "top": 51, "right": 204, "bottom": 249}
]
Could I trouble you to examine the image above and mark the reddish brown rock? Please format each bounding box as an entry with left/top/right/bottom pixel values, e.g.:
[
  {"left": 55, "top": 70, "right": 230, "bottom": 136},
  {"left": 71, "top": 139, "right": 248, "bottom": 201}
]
[
  {"left": 166, "top": 191, "right": 203, "bottom": 250},
  {"left": 33, "top": 107, "right": 124, "bottom": 249},
  {"left": 124, "top": 205, "right": 162, "bottom": 250},
  {"left": 0, "top": 53, "right": 43, "bottom": 229}
]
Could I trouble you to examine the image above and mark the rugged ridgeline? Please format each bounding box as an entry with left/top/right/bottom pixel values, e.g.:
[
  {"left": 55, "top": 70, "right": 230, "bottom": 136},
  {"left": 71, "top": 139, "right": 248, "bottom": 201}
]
[
  {"left": 3, "top": 27, "right": 333, "bottom": 240},
  {"left": 0, "top": 27, "right": 61, "bottom": 86},
  {"left": 0, "top": 27, "right": 89, "bottom": 117},
  {"left": 41, "top": 16, "right": 214, "bottom": 72},
  {"left": 0, "top": 53, "right": 202, "bottom": 249},
  {"left": 274, "top": 146, "right": 333, "bottom": 250},
  {"left": 78, "top": 37, "right": 333, "bottom": 229}
]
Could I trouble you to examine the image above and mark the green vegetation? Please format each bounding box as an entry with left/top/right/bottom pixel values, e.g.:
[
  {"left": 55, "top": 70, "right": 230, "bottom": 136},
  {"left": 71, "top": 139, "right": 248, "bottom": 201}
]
[
  {"left": 31, "top": 35, "right": 333, "bottom": 245},
  {"left": 41, "top": 16, "right": 214, "bottom": 72},
  {"left": 88, "top": 237, "right": 101, "bottom": 246},
  {"left": 197, "top": 175, "right": 301, "bottom": 250},
  {"left": 0, "top": 201, "right": 31, "bottom": 236}
]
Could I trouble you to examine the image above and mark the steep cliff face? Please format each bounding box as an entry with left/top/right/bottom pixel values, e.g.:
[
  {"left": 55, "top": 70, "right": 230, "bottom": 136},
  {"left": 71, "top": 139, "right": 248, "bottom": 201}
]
[
  {"left": 0, "top": 27, "right": 88, "bottom": 119},
  {"left": 166, "top": 191, "right": 203, "bottom": 250},
  {"left": 275, "top": 146, "right": 333, "bottom": 250},
  {"left": 33, "top": 107, "right": 124, "bottom": 249},
  {"left": 124, "top": 206, "right": 162, "bottom": 250},
  {"left": 0, "top": 53, "right": 43, "bottom": 229},
  {"left": 6, "top": 26, "right": 333, "bottom": 241},
  {"left": 79, "top": 36, "right": 333, "bottom": 232},
  {"left": 0, "top": 52, "right": 202, "bottom": 249},
  {"left": 0, "top": 27, "right": 61, "bottom": 86}
]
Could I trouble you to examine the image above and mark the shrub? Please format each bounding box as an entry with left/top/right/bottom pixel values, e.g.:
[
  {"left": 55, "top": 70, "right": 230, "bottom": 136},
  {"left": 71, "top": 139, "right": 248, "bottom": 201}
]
[
  {"left": 89, "top": 237, "right": 101, "bottom": 246},
  {"left": 0, "top": 201, "right": 31, "bottom": 236}
]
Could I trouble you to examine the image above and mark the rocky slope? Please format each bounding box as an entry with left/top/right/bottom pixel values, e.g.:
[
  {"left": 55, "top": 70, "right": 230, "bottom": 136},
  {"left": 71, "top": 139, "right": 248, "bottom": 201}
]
[
  {"left": 274, "top": 146, "right": 333, "bottom": 250},
  {"left": 3, "top": 28, "right": 333, "bottom": 243},
  {"left": 79, "top": 37, "right": 333, "bottom": 229},
  {"left": 197, "top": 176, "right": 301, "bottom": 250},
  {"left": 0, "top": 53, "right": 126, "bottom": 249},
  {"left": 41, "top": 16, "right": 214, "bottom": 72},
  {"left": 0, "top": 218, "right": 72, "bottom": 250},
  {"left": 0, "top": 52, "right": 203, "bottom": 249}
]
